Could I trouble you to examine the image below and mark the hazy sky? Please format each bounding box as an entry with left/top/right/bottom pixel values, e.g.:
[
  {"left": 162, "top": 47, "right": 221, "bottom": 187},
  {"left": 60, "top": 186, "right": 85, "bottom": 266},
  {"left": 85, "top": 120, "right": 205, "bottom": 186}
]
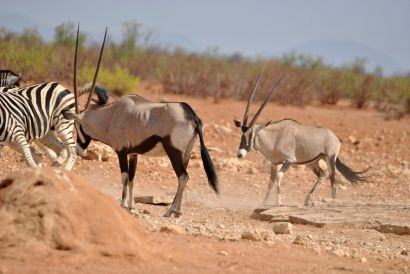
[{"left": 1, "top": 0, "right": 409, "bottom": 75}]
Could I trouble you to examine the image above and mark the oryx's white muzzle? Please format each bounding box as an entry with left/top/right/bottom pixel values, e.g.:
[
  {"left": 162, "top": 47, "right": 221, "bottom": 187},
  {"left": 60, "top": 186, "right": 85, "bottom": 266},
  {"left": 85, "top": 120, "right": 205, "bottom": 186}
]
[{"left": 237, "top": 149, "right": 247, "bottom": 159}]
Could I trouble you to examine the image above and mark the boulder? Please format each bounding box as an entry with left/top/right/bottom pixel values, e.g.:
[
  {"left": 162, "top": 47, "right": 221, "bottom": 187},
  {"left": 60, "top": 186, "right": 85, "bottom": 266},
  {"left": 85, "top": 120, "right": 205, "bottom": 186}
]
[{"left": 272, "top": 222, "right": 292, "bottom": 234}]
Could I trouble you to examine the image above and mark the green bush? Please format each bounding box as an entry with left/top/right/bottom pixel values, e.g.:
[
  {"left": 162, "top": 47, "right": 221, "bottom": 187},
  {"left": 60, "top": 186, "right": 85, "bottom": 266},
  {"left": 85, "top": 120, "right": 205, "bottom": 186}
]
[{"left": 78, "top": 65, "right": 140, "bottom": 95}]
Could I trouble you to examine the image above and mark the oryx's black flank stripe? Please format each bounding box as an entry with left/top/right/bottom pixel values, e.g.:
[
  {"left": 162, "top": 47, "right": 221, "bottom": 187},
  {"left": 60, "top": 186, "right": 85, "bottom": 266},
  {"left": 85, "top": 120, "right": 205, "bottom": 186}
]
[{"left": 0, "top": 82, "right": 75, "bottom": 143}]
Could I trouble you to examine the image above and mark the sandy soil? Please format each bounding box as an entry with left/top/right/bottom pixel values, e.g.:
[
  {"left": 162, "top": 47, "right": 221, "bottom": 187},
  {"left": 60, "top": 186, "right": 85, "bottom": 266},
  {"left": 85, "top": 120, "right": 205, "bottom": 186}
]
[{"left": 0, "top": 84, "right": 409, "bottom": 273}]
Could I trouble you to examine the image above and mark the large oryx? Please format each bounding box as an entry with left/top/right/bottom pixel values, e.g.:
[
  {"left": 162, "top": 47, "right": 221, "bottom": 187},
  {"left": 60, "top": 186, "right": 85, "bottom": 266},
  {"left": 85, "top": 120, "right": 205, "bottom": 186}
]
[
  {"left": 65, "top": 92, "right": 219, "bottom": 217},
  {"left": 234, "top": 73, "right": 367, "bottom": 206}
]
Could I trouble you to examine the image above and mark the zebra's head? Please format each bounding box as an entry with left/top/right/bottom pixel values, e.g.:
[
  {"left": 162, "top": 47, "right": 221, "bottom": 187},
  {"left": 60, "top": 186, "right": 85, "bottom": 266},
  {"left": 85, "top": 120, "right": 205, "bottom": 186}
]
[{"left": 234, "top": 72, "right": 284, "bottom": 159}]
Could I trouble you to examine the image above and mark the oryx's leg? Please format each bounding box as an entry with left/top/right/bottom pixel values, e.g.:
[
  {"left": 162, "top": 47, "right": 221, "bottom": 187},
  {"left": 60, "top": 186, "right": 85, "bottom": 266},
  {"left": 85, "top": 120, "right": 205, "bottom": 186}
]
[
  {"left": 55, "top": 119, "right": 77, "bottom": 170},
  {"left": 127, "top": 154, "right": 138, "bottom": 210},
  {"left": 304, "top": 163, "right": 326, "bottom": 206},
  {"left": 326, "top": 155, "right": 337, "bottom": 199},
  {"left": 275, "top": 161, "right": 291, "bottom": 206},
  {"left": 163, "top": 141, "right": 189, "bottom": 218},
  {"left": 117, "top": 149, "right": 129, "bottom": 209},
  {"left": 260, "top": 165, "right": 278, "bottom": 206},
  {"left": 14, "top": 134, "right": 38, "bottom": 168}
]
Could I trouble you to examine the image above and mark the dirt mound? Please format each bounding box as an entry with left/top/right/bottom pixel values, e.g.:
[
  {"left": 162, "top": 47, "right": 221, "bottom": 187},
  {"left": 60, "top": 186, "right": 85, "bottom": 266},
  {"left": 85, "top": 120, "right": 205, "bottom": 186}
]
[{"left": 0, "top": 168, "right": 146, "bottom": 258}]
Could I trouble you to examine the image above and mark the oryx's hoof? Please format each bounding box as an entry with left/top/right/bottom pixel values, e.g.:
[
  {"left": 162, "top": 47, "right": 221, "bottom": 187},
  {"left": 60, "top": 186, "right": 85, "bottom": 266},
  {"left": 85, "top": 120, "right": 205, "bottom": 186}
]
[
  {"left": 127, "top": 205, "right": 135, "bottom": 211},
  {"left": 163, "top": 210, "right": 182, "bottom": 218}
]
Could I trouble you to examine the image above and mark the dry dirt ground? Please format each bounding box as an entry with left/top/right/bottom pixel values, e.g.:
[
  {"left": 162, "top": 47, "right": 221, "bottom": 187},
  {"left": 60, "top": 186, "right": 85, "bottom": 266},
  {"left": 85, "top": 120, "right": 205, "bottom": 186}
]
[{"left": 0, "top": 84, "right": 409, "bottom": 273}]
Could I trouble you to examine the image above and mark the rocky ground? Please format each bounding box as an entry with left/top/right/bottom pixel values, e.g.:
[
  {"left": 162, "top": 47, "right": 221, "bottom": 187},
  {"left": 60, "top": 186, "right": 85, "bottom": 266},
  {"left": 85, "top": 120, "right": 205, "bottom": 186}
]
[{"left": 0, "top": 85, "right": 409, "bottom": 273}]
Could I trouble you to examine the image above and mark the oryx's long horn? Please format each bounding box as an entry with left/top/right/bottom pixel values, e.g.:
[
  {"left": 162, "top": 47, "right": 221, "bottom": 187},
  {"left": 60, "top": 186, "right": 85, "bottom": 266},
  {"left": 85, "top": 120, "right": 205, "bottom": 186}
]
[
  {"left": 243, "top": 71, "right": 263, "bottom": 127},
  {"left": 84, "top": 27, "right": 108, "bottom": 111},
  {"left": 73, "top": 23, "right": 80, "bottom": 114},
  {"left": 248, "top": 73, "right": 284, "bottom": 128}
]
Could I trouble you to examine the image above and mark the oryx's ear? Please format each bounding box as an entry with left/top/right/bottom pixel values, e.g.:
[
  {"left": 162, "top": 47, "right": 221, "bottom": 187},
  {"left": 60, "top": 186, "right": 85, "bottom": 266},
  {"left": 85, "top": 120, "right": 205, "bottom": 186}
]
[
  {"left": 63, "top": 111, "right": 84, "bottom": 122},
  {"left": 233, "top": 119, "right": 242, "bottom": 128}
]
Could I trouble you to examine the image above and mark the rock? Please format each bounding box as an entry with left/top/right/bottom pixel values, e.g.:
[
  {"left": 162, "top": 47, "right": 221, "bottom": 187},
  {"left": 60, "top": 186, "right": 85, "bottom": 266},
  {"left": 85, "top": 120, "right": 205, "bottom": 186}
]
[
  {"left": 241, "top": 228, "right": 273, "bottom": 241},
  {"left": 376, "top": 223, "right": 410, "bottom": 235},
  {"left": 134, "top": 195, "right": 174, "bottom": 205},
  {"left": 81, "top": 142, "right": 113, "bottom": 161},
  {"left": 160, "top": 225, "right": 185, "bottom": 235},
  {"left": 347, "top": 136, "right": 360, "bottom": 145},
  {"left": 218, "top": 250, "right": 229, "bottom": 256},
  {"left": 190, "top": 151, "right": 200, "bottom": 159},
  {"left": 292, "top": 235, "right": 305, "bottom": 245},
  {"left": 272, "top": 222, "right": 292, "bottom": 234},
  {"left": 361, "top": 257, "right": 368, "bottom": 263},
  {"left": 332, "top": 248, "right": 345, "bottom": 257},
  {"left": 401, "top": 250, "right": 408, "bottom": 256},
  {"left": 207, "top": 146, "right": 223, "bottom": 153}
]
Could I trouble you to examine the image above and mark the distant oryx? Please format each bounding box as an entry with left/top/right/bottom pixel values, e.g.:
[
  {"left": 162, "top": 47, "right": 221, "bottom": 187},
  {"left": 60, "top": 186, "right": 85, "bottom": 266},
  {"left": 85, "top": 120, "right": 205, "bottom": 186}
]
[{"left": 234, "top": 73, "right": 367, "bottom": 206}]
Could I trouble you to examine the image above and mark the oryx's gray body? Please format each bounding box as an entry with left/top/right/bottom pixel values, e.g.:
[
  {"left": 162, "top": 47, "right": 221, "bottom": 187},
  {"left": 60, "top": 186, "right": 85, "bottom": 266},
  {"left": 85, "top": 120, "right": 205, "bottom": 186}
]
[
  {"left": 235, "top": 73, "right": 367, "bottom": 206},
  {"left": 67, "top": 94, "right": 218, "bottom": 217}
]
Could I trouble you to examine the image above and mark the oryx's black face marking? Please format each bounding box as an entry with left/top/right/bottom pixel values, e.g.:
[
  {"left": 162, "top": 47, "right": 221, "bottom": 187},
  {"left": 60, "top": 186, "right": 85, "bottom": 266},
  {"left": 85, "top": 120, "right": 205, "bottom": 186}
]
[
  {"left": 234, "top": 119, "right": 254, "bottom": 159},
  {"left": 237, "top": 127, "right": 255, "bottom": 158},
  {"left": 76, "top": 124, "right": 92, "bottom": 153}
]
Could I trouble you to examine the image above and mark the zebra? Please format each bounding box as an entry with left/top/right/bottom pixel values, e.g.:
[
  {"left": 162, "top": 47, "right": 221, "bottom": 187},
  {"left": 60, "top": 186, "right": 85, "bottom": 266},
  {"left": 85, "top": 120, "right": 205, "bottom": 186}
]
[
  {"left": 234, "top": 73, "right": 368, "bottom": 206},
  {"left": 0, "top": 70, "right": 21, "bottom": 88},
  {"left": 0, "top": 82, "right": 77, "bottom": 169},
  {"left": 0, "top": 25, "right": 107, "bottom": 170},
  {"left": 0, "top": 84, "right": 109, "bottom": 166}
]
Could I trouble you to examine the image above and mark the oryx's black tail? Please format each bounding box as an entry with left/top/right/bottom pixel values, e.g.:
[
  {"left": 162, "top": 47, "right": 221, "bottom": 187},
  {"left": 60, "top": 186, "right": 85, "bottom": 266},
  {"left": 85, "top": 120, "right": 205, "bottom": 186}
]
[
  {"left": 180, "top": 103, "right": 218, "bottom": 193},
  {"left": 195, "top": 117, "right": 219, "bottom": 193},
  {"left": 336, "top": 158, "right": 368, "bottom": 184}
]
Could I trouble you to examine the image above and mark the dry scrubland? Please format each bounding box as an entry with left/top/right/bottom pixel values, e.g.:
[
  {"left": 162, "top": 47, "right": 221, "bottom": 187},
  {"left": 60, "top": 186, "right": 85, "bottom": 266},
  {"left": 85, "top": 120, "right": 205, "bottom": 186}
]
[
  {"left": 0, "top": 84, "right": 409, "bottom": 273},
  {"left": 1, "top": 22, "right": 410, "bottom": 118}
]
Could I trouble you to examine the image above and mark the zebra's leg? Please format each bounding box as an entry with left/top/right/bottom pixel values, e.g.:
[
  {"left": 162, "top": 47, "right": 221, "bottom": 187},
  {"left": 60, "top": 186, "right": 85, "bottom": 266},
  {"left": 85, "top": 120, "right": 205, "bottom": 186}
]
[
  {"left": 35, "top": 141, "right": 58, "bottom": 165},
  {"left": 304, "top": 163, "right": 326, "bottom": 206},
  {"left": 39, "top": 131, "right": 68, "bottom": 166},
  {"left": 116, "top": 149, "right": 129, "bottom": 209},
  {"left": 275, "top": 161, "right": 291, "bottom": 206},
  {"left": 260, "top": 165, "right": 277, "bottom": 206},
  {"left": 14, "top": 135, "right": 38, "bottom": 168},
  {"left": 127, "top": 154, "right": 138, "bottom": 210},
  {"left": 55, "top": 121, "right": 77, "bottom": 171},
  {"left": 29, "top": 145, "right": 44, "bottom": 166}
]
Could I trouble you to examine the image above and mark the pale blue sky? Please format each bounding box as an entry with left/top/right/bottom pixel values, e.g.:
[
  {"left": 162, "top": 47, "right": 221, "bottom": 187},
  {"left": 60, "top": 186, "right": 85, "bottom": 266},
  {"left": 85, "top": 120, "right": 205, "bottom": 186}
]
[{"left": 1, "top": 0, "right": 409, "bottom": 75}]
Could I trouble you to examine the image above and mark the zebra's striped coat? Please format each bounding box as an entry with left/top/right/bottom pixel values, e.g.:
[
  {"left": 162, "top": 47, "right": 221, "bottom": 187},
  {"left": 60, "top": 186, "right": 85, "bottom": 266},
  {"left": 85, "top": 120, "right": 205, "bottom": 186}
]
[{"left": 0, "top": 82, "right": 77, "bottom": 170}]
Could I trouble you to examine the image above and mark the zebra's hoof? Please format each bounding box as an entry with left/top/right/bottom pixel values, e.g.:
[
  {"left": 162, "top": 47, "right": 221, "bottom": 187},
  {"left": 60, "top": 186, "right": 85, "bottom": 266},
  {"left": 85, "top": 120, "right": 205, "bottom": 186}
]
[{"left": 51, "top": 161, "right": 62, "bottom": 167}]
